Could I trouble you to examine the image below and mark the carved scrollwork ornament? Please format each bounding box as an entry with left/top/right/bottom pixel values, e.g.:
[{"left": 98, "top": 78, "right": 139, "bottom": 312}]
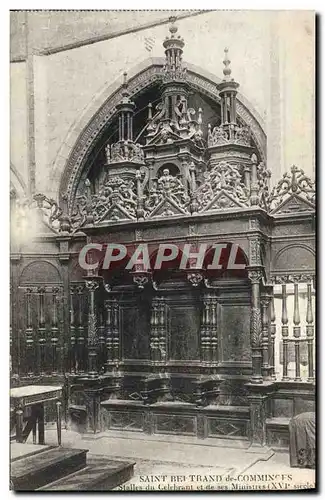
[
  {"left": 85, "top": 280, "right": 100, "bottom": 292},
  {"left": 132, "top": 272, "right": 151, "bottom": 289},
  {"left": 187, "top": 272, "right": 203, "bottom": 287}
]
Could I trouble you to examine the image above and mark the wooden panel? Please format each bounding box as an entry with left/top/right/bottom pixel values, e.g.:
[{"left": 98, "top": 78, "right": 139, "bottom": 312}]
[
  {"left": 15, "top": 286, "right": 65, "bottom": 376},
  {"left": 108, "top": 410, "right": 144, "bottom": 431},
  {"left": 207, "top": 417, "right": 248, "bottom": 438},
  {"left": 169, "top": 305, "right": 200, "bottom": 361},
  {"left": 121, "top": 298, "right": 150, "bottom": 360},
  {"left": 218, "top": 302, "right": 251, "bottom": 362},
  {"left": 154, "top": 413, "right": 196, "bottom": 436}
]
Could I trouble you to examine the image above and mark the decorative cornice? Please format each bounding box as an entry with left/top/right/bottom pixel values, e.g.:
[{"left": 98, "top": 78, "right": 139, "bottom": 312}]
[{"left": 271, "top": 274, "right": 314, "bottom": 284}]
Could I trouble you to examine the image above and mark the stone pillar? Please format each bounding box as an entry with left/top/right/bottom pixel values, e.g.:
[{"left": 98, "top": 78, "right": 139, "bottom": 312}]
[{"left": 247, "top": 268, "right": 263, "bottom": 384}]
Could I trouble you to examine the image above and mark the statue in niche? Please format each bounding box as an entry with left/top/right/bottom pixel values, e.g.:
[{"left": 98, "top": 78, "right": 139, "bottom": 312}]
[{"left": 158, "top": 168, "right": 174, "bottom": 193}]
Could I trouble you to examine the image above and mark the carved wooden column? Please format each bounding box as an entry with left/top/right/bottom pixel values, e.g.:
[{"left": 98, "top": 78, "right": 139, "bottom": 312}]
[
  {"left": 292, "top": 281, "right": 301, "bottom": 381},
  {"left": 269, "top": 294, "right": 276, "bottom": 379},
  {"left": 37, "top": 286, "right": 46, "bottom": 376},
  {"left": 200, "top": 293, "right": 218, "bottom": 363},
  {"left": 149, "top": 296, "right": 167, "bottom": 363},
  {"left": 200, "top": 295, "right": 210, "bottom": 362},
  {"left": 76, "top": 285, "right": 86, "bottom": 372},
  {"left": 98, "top": 306, "right": 106, "bottom": 372},
  {"left": 104, "top": 299, "right": 113, "bottom": 368},
  {"left": 260, "top": 289, "right": 272, "bottom": 380},
  {"left": 157, "top": 297, "right": 167, "bottom": 363},
  {"left": 150, "top": 297, "right": 161, "bottom": 362},
  {"left": 281, "top": 283, "right": 289, "bottom": 381},
  {"left": 247, "top": 268, "right": 263, "bottom": 383},
  {"left": 57, "top": 235, "right": 73, "bottom": 375},
  {"left": 306, "top": 282, "right": 315, "bottom": 382},
  {"left": 210, "top": 294, "right": 218, "bottom": 363},
  {"left": 85, "top": 278, "right": 101, "bottom": 378},
  {"left": 111, "top": 299, "right": 120, "bottom": 362}
]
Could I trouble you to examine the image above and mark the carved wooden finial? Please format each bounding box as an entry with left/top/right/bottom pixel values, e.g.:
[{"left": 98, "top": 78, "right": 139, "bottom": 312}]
[{"left": 223, "top": 47, "right": 232, "bottom": 81}]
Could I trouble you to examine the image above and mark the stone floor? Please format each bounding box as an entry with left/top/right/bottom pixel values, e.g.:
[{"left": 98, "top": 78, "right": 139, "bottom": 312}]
[{"left": 25, "top": 427, "right": 315, "bottom": 491}]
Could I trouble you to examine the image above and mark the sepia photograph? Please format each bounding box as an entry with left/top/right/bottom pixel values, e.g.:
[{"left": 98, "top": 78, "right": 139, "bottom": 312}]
[{"left": 9, "top": 8, "right": 316, "bottom": 492}]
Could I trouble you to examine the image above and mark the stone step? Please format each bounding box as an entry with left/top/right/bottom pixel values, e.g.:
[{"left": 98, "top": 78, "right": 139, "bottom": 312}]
[
  {"left": 39, "top": 455, "right": 135, "bottom": 491},
  {"left": 11, "top": 446, "right": 88, "bottom": 491}
]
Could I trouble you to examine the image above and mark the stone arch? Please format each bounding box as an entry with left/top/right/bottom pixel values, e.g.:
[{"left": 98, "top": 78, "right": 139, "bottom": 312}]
[
  {"left": 56, "top": 57, "right": 266, "bottom": 214},
  {"left": 273, "top": 244, "right": 315, "bottom": 272}
]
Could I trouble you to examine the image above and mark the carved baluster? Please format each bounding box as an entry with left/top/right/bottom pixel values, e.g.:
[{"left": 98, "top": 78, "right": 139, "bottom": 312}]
[
  {"left": 205, "top": 297, "right": 212, "bottom": 362},
  {"left": 37, "top": 287, "right": 46, "bottom": 375},
  {"left": 69, "top": 286, "right": 76, "bottom": 373},
  {"left": 269, "top": 294, "right": 276, "bottom": 379},
  {"left": 306, "top": 282, "right": 314, "bottom": 382},
  {"left": 248, "top": 269, "right": 263, "bottom": 383},
  {"left": 76, "top": 285, "right": 85, "bottom": 372},
  {"left": 158, "top": 298, "right": 167, "bottom": 362},
  {"left": 261, "top": 296, "right": 271, "bottom": 379},
  {"left": 150, "top": 298, "right": 159, "bottom": 362},
  {"left": 85, "top": 279, "right": 100, "bottom": 377},
  {"left": 98, "top": 306, "right": 106, "bottom": 371},
  {"left": 210, "top": 294, "right": 218, "bottom": 363},
  {"left": 25, "top": 287, "right": 34, "bottom": 375},
  {"left": 51, "top": 287, "right": 60, "bottom": 374},
  {"left": 104, "top": 300, "right": 113, "bottom": 368},
  {"left": 293, "top": 282, "right": 301, "bottom": 381},
  {"left": 112, "top": 299, "right": 120, "bottom": 362},
  {"left": 200, "top": 297, "right": 207, "bottom": 361},
  {"left": 281, "top": 284, "right": 289, "bottom": 381}
]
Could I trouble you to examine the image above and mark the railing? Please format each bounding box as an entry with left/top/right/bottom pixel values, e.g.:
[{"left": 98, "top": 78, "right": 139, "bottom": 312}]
[{"left": 272, "top": 280, "right": 315, "bottom": 382}]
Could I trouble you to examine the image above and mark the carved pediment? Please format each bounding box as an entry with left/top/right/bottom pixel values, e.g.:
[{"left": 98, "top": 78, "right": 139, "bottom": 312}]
[
  {"left": 146, "top": 125, "right": 181, "bottom": 146},
  {"left": 149, "top": 196, "right": 188, "bottom": 218},
  {"left": 98, "top": 203, "right": 136, "bottom": 223},
  {"left": 268, "top": 165, "right": 315, "bottom": 214},
  {"left": 201, "top": 190, "right": 245, "bottom": 212},
  {"left": 269, "top": 193, "right": 315, "bottom": 215}
]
